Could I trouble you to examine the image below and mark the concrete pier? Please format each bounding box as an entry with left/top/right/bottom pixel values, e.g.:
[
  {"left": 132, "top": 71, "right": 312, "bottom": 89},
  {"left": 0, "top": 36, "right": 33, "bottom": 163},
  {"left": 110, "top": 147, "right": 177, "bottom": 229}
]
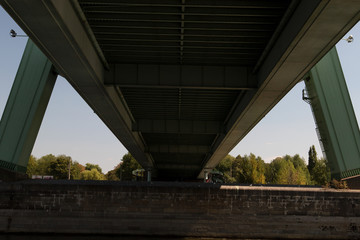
[{"left": 1, "top": 181, "right": 360, "bottom": 239}]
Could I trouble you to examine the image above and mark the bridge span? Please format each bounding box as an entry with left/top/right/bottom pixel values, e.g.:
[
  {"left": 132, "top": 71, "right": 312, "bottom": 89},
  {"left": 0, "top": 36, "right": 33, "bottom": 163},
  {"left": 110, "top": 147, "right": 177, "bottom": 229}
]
[{"left": 1, "top": 1, "right": 360, "bottom": 181}]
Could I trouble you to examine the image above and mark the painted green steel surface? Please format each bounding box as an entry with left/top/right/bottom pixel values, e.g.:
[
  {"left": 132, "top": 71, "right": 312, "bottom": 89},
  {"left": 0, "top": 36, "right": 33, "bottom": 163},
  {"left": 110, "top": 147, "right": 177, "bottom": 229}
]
[
  {"left": 305, "top": 47, "right": 360, "bottom": 179},
  {"left": 0, "top": 40, "right": 57, "bottom": 173}
]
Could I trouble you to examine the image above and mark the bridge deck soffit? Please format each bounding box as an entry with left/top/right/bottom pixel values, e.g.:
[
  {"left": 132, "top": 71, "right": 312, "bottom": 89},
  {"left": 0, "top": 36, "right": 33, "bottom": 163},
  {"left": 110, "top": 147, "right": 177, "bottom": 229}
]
[
  {"left": 133, "top": 119, "right": 224, "bottom": 135},
  {"left": 2, "top": 0, "right": 360, "bottom": 180},
  {"left": 105, "top": 64, "right": 257, "bottom": 90}
]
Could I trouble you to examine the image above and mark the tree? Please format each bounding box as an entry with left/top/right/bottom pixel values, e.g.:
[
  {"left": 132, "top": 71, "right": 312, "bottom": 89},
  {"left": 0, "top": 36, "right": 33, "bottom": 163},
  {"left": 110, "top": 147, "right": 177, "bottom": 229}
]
[
  {"left": 267, "top": 155, "right": 311, "bottom": 185},
  {"left": 85, "top": 163, "right": 103, "bottom": 174},
  {"left": 232, "top": 154, "right": 266, "bottom": 184},
  {"left": 308, "top": 145, "right": 317, "bottom": 173},
  {"left": 118, "top": 153, "right": 141, "bottom": 181},
  {"left": 269, "top": 157, "right": 299, "bottom": 185},
  {"left": 215, "top": 155, "right": 236, "bottom": 183},
  {"left": 106, "top": 163, "right": 121, "bottom": 181},
  {"left": 48, "top": 155, "right": 72, "bottom": 179},
  {"left": 285, "top": 154, "right": 311, "bottom": 185},
  {"left": 71, "top": 162, "right": 85, "bottom": 180},
  {"left": 265, "top": 157, "right": 282, "bottom": 183},
  {"left": 47, "top": 155, "right": 83, "bottom": 180},
  {"left": 26, "top": 154, "right": 86, "bottom": 180},
  {"left": 80, "top": 168, "right": 106, "bottom": 180},
  {"left": 36, "top": 154, "right": 56, "bottom": 175},
  {"left": 311, "top": 158, "right": 331, "bottom": 185},
  {"left": 26, "top": 155, "right": 38, "bottom": 178},
  {"left": 27, "top": 154, "right": 80, "bottom": 179},
  {"left": 307, "top": 145, "right": 330, "bottom": 185}
]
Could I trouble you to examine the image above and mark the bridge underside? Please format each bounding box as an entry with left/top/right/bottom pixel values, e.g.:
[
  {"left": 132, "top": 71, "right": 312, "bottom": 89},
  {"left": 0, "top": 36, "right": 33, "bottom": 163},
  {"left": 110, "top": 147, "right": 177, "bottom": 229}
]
[{"left": 1, "top": 0, "right": 360, "bottom": 180}]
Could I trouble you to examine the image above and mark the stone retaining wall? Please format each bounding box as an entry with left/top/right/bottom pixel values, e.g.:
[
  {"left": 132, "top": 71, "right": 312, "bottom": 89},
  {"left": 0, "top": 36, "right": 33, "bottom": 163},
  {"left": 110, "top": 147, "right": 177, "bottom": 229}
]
[{"left": 1, "top": 181, "right": 360, "bottom": 239}]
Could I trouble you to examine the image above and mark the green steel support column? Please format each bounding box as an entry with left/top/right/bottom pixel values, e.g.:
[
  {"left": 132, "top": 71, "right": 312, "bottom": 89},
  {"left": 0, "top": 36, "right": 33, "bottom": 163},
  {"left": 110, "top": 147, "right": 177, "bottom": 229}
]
[
  {"left": 0, "top": 40, "right": 57, "bottom": 177},
  {"left": 305, "top": 47, "right": 360, "bottom": 179}
]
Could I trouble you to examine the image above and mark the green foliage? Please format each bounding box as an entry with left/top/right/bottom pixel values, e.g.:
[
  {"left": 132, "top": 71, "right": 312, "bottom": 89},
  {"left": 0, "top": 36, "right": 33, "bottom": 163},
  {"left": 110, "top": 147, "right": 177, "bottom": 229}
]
[
  {"left": 307, "top": 145, "right": 331, "bottom": 185},
  {"left": 106, "top": 164, "right": 121, "bottom": 181},
  {"left": 311, "top": 158, "right": 331, "bottom": 185},
  {"left": 85, "top": 163, "right": 102, "bottom": 174},
  {"left": 36, "top": 154, "right": 56, "bottom": 175},
  {"left": 266, "top": 155, "right": 311, "bottom": 185},
  {"left": 216, "top": 153, "right": 314, "bottom": 185},
  {"left": 214, "top": 155, "right": 236, "bottom": 183},
  {"left": 27, "top": 145, "right": 331, "bottom": 185},
  {"left": 264, "top": 157, "right": 281, "bottom": 183},
  {"left": 308, "top": 145, "right": 317, "bottom": 173},
  {"left": 277, "top": 161, "right": 298, "bottom": 184},
  {"left": 71, "top": 162, "right": 85, "bottom": 180},
  {"left": 103, "top": 153, "right": 142, "bottom": 181},
  {"left": 215, "top": 153, "right": 265, "bottom": 184},
  {"left": 118, "top": 153, "right": 141, "bottom": 181},
  {"left": 287, "top": 154, "right": 311, "bottom": 185},
  {"left": 233, "top": 154, "right": 266, "bottom": 184},
  {"left": 26, "top": 154, "right": 55, "bottom": 177},
  {"left": 27, "top": 154, "right": 85, "bottom": 180},
  {"left": 26, "top": 155, "right": 38, "bottom": 177},
  {"left": 80, "top": 168, "right": 106, "bottom": 180},
  {"left": 48, "top": 155, "right": 72, "bottom": 179}
]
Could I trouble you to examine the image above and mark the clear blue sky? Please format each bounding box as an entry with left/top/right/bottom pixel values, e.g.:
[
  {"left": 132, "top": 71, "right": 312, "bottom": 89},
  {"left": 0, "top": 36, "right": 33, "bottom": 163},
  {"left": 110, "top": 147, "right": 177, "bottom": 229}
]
[{"left": 1, "top": 7, "right": 359, "bottom": 173}]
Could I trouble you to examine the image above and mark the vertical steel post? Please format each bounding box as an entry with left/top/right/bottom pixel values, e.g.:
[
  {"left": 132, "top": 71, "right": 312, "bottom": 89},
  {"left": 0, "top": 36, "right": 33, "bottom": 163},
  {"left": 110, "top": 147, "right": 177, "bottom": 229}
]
[
  {"left": 0, "top": 40, "right": 57, "bottom": 176},
  {"left": 305, "top": 47, "right": 360, "bottom": 179}
]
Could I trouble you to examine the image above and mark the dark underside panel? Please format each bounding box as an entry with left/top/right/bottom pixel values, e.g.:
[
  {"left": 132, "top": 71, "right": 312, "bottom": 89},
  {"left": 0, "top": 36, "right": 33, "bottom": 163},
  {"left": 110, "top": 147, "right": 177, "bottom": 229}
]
[
  {"left": 79, "top": 0, "right": 291, "bottom": 66},
  {"left": 78, "top": 0, "right": 292, "bottom": 179}
]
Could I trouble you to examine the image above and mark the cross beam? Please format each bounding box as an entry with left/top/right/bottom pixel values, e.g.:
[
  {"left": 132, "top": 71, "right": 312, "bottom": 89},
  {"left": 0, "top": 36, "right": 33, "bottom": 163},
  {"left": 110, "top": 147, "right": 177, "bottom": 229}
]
[
  {"left": 156, "top": 164, "right": 200, "bottom": 170},
  {"left": 148, "top": 144, "right": 210, "bottom": 154},
  {"left": 105, "top": 64, "right": 257, "bottom": 90},
  {"left": 133, "top": 119, "right": 223, "bottom": 134}
]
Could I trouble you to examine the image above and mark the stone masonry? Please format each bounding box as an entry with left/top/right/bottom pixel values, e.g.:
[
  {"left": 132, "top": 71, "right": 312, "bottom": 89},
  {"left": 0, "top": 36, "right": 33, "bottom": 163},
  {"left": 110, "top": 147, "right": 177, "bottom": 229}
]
[{"left": 1, "top": 180, "right": 360, "bottom": 239}]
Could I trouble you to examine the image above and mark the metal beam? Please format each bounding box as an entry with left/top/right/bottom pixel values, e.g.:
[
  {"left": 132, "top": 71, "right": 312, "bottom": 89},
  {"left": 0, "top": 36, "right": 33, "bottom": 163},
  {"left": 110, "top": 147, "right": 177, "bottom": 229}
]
[
  {"left": 0, "top": 40, "right": 57, "bottom": 173},
  {"left": 199, "top": 0, "right": 360, "bottom": 178},
  {"left": 133, "top": 119, "right": 223, "bottom": 134},
  {"left": 148, "top": 144, "right": 210, "bottom": 154},
  {"left": 0, "top": 0, "right": 154, "bottom": 169},
  {"left": 156, "top": 164, "right": 200, "bottom": 170},
  {"left": 79, "top": 0, "right": 288, "bottom": 9},
  {"left": 105, "top": 64, "right": 257, "bottom": 90},
  {"left": 81, "top": 6, "right": 286, "bottom": 17}
]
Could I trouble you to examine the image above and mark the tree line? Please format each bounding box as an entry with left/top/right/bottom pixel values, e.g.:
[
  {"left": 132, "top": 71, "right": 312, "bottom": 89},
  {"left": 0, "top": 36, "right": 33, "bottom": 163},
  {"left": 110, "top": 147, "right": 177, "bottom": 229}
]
[
  {"left": 27, "top": 154, "right": 106, "bottom": 180},
  {"left": 215, "top": 145, "right": 330, "bottom": 185},
  {"left": 27, "top": 145, "right": 330, "bottom": 185},
  {"left": 27, "top": 152, "right": 141, "bottom": 181}
]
